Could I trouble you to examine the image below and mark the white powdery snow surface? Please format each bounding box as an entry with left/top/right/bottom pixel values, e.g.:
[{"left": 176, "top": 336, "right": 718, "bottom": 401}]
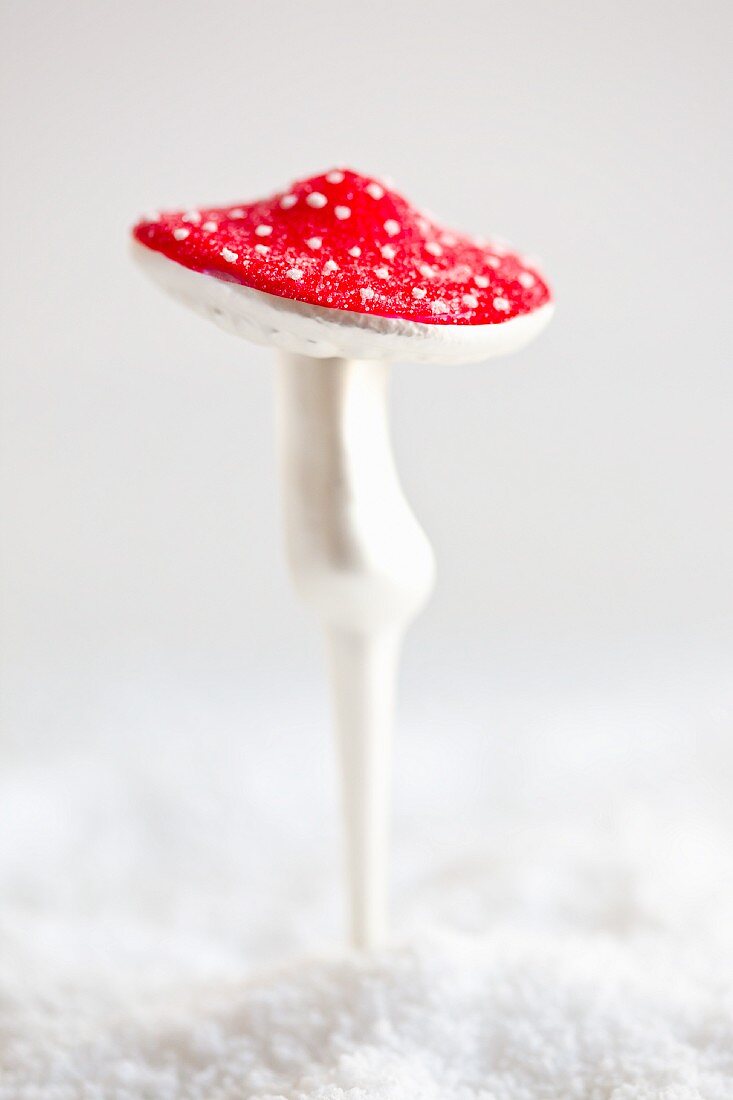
[
  {"left": 1, "top": 654, "right": 732, "bottom": 1097},
  {"left": 3, "top": 932, "right": 733, "bottom": 1099}
]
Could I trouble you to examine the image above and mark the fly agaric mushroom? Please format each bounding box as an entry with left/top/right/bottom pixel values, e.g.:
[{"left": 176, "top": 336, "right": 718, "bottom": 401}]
[{"left": 131, "top": 168, "right": 553, "bottom": 950}]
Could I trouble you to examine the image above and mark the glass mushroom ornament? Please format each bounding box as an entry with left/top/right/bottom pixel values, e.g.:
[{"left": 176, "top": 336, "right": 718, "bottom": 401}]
[{"left": 131, "top": 169, "right": 553, "bottom": 950}]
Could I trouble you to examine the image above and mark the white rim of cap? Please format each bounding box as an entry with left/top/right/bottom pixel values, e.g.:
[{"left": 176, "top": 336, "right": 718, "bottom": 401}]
[{"left": 131, "top": 241, "right": 553, "bottom": 365}]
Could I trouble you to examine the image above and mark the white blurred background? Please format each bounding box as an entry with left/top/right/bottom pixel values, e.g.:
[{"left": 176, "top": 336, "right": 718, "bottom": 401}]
[{"left": 0, "top": 0, "right": 731, "bottom": 970}]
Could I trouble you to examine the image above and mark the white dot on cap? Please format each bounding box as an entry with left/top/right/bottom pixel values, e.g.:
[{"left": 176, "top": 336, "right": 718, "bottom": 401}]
[
  {"left": 412, "top": 287, "right": 427, "bottom": 299},
  {"left": 360, "top": 287, "right": 375, "bottom": 302},
  {"left": 493, "top": 296, "right": 511, "bottom": 312},
  {"left": 221, "top": 247, "right": 238, "bottom": 262},
  {"left": 486, "top": 256, "right": 501, "bottom": 269},
  {"left": 383, "top": 219, "right": 400, "bottom": 237},
  {"left": 474, "top": 275, "right": 490, "bottom": 288},
  {"left": 334, "top": 205, "right": 351, "bottom": 220},
  {"left": 306, "top": 237, "right": 322, "bottom": 250},
  {"left": 287, "top": 267, "right": 304, "bottom": 280},
  {"left": 227, "top": 208, "right": 244, "bottom": 220},
  {"left": 182, "top": 210, "right": 202, "bottom": 224},
  {"left": 518, "top": 271, "right": 536, "bottom": 288},
  {"left": 431, "top": 300, "right": 448, "bottom": 314},
  {"left": 348, "top": 246, "right": 361, "bottom": 257},
  {"left": 326, "top": 170, "right": 345, "bottom": 184},
  {"left": 280, "top": 194, "right": 297, "bottom": 209},
  {"left": 255, "top": 225, "right": 273, "bottom": 237},
  {"left": 462, "top": 294, "right": 478, "bottom": 308},
  {"left": 380, "top": 244, "right": 397, "bottom": 261},
  {"left": 425, "top": 242, "right": 443, "bottom": 257},
  {"left": 418, "top": 263, "right": 435, "bottom": 278},
  {"left": 306, "top": 192, "right": 327, "bottom": 209},
  {"left": 201, "top": 221, "right": 218, "bottom": 232},
  {"left": 255, "top": 243, "right": 270, "bottom": 255},
  {"left": 375, "top": 266, "right": 390, "bottom": 279},
  {"left": 173, "top": 228, "right": 190, "bottom": 241},
  {"left": 366, "top": 183, "right": 384, "bottom": 199},
  {"left": 323, "top": 259, "right": 339, "bottom": 273}
]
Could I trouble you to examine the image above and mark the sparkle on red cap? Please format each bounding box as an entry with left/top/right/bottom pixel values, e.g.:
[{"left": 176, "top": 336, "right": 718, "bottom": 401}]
[{"left": 132, "top": 169, "right": 551, "bottom": 326}]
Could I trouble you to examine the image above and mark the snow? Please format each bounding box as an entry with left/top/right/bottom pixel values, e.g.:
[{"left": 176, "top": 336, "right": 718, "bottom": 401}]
[{"left": 1, "top": 653, "right": 732, "bottom": 1097}]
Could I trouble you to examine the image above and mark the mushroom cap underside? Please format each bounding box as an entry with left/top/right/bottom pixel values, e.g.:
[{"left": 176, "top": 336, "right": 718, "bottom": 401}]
[{"left": 132, "top": 239, "right": 553, "bottom": 364}]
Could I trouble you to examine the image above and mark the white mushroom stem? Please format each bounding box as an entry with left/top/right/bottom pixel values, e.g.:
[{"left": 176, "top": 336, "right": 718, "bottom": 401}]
[{"left": 275, "top": 353, "right": 436, "bottom": 949}]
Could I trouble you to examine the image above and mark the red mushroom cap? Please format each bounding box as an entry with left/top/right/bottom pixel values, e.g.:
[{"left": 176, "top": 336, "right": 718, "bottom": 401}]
[{"left": 133, "top": 169, "right": 551, "bottom": 327}]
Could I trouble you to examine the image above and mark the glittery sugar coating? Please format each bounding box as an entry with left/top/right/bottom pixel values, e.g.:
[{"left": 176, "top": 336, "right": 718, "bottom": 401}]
[{"left": 133, "top": 169, "right": 551, "bottom": 326}]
